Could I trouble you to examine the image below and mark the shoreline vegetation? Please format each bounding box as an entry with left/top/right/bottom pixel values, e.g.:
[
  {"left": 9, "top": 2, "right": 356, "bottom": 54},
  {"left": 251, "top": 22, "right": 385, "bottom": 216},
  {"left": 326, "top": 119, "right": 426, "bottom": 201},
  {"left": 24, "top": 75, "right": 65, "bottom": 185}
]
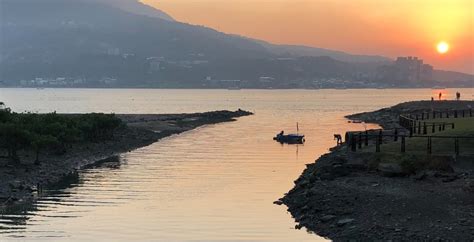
[
  {"left": 278, "top": 100, "right": 474, "bottom": 240},
  {"left": 0, "top": 107, "right": 252, "bottom": 208}
]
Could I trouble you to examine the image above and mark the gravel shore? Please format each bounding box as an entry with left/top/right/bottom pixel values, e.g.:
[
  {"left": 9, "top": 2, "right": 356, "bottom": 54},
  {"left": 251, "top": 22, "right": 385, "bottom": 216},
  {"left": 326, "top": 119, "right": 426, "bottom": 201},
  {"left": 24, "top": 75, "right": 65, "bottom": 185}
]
[
  {"left": 0, "top": 109, "right": 252, "bottom": 208},
  {"left": 279, "top": 101, "right": 474, "bottom": 241}
]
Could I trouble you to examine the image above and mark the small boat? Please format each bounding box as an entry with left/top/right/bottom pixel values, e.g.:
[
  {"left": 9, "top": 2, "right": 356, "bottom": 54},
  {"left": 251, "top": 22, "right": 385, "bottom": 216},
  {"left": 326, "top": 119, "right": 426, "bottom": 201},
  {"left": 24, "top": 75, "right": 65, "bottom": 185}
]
[
  {"left": 274, "top": 133, "right": 305, "bottom": 144},
  {"left": 274, "top": 122, "right": 305, "bottom": 144}
]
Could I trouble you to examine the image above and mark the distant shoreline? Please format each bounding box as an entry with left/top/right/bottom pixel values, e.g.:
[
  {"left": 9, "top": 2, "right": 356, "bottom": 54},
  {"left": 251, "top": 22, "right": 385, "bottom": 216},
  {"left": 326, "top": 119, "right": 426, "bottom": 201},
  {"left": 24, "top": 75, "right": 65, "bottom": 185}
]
[
  {"left": 0, "top": 109, "right": 252, "bottom": 209},
  {"left": 279, "top": 100, "right": 474, "bottom": 241},
  {"left": 1, "top": 87, "right": 474, "bottom": 90}
]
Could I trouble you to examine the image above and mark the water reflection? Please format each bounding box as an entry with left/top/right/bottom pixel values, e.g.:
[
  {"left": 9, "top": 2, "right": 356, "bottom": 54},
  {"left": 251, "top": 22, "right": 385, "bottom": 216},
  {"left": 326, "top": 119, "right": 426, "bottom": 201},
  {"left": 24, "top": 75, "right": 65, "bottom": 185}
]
[
  {"left": 0, "top": 89, "right": 471, "bottom": 241},
  {"left": 0, "top": 157, "right": 123, "bottom": 235}
]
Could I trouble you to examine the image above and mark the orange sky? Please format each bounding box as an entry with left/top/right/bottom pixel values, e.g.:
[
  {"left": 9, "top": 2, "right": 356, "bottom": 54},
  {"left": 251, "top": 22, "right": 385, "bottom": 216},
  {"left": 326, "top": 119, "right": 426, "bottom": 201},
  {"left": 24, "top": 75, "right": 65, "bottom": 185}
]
[{"left": 142, "top": 0, "right": 474, "bottom": 74}]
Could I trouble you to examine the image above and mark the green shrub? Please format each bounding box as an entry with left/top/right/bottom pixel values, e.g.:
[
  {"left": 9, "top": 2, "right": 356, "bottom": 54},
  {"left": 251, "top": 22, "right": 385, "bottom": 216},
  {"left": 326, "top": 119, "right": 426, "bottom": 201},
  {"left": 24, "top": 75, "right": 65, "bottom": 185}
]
[{"left": 0, "top": 103, "right": 123, "bottom": 164}]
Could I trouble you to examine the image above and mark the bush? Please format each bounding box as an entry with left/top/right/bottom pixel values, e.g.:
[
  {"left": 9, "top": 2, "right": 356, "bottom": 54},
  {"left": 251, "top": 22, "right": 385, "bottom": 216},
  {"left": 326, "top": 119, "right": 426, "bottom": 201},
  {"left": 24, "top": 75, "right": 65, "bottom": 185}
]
[{"left": 0, "top": 103, "right": 123, "bottom": 164}]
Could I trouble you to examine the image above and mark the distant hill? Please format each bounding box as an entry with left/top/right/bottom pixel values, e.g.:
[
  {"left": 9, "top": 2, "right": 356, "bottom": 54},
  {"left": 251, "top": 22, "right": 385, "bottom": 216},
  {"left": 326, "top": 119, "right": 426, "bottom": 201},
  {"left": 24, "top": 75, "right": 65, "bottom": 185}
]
[
  {"left": 258, "top": 41, "right": 392, "bottom": 64},
  {"left": 0, "top": 0, "right": 471, "bottom": 88},
  {"left": 433, "top": 70, "right": 474, "bottom": 85},
  {"left": 96, "top": 0, "right": 174, "bottom": 21},
  {"left": 0, "top": 0, "right": 270, "bottom": 62}
]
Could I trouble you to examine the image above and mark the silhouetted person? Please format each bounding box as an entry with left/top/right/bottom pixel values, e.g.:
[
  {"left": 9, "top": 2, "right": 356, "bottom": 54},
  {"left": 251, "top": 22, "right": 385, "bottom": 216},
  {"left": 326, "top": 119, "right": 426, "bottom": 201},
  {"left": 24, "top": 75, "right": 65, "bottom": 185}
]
[
  {"left": 439, "top": 92, "right": 442, "bottom": 101},
  {"left": 456, "top": 92, "right": 461, "bottom": 101},
  {"left": 334, "top": 134, "right": 343, "bottom": 145},
  {"left": 431, "top": 97, "right": 434, "bottom": 102}
]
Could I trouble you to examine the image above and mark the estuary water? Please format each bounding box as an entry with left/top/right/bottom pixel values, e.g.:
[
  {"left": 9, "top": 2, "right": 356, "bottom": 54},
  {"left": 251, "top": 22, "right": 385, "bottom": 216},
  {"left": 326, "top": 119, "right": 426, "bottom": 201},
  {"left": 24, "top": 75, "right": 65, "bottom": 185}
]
[{"left": 0, "top": 88, "right": 472, "bottom": 241}]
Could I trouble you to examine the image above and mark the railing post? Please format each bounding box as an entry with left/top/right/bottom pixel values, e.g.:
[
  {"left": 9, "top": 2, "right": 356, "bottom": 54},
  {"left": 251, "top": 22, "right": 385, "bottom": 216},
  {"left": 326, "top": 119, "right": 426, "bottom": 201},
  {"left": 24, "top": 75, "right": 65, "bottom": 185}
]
[
  {"left": 358, "top": 132, "right": 362, "bottom": 149},
  {"left": 427, "top": 137, "right": 432, "bottom": 154},
  {"left": 378, "top": 130, "right": 383, "bottom": 145},
  {"left": 423, "top": 122, "right": 427, "bottom": 135},
  {"left": 432, "top": 124, "right": 435, "bottom": 133},
  {"left": 454, "top": 110, "right": 458, "bottom": 118},
  {"left": 365, "top": 130, "right": 369, "bottom": 146},
  {"left": 418, "top": 122, "right": 422, "bottom": 134},
  {"left": 452, "top": 123, "right": 455, "bottom": 129},
  {"left": 376, "top": 137, "right": 381, "bottom": 153},
  {"left": 351, "top": 134, "right": 356, "bottom": 152},
  {"left": 409, "top": 122, "right": 413, "bottom": 137},
  {"left": 462, "top": 110, "right": 465, "bottom": 118},
  {"left": 454, "top": 138, "right": 459, "bottom": 156},
  {"left": 439, "top": 124, "right": 442, "bottom": 132},
  {"left": 394, "top": 129, "right": 398, "bottom": 142},
  {"left": 401, "top": 136, "right": 406, "bottom": 153}
]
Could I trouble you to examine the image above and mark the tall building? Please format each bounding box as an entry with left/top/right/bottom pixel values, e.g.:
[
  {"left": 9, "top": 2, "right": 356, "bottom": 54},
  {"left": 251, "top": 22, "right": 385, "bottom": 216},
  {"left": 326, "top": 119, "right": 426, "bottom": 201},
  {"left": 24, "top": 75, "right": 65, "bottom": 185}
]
[
  {"left": 377, "top": 56, "right": 433, "bottom": 85},
  {"left": 394, "top": 56, "right": 423, "bottom": 81}
]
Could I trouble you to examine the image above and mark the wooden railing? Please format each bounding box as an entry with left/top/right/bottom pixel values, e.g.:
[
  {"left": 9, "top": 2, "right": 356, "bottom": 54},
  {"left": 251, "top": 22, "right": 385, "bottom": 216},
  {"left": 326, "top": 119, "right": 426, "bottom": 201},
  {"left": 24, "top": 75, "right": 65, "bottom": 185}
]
[
  {"left": 346, "top": 130, "right": 474, "bottom": 156},
  {"left": 399, "top": 115, "right": 455, "bottom": 136},
  {"left": 345, "top": 109, "right": 474, "bottom": 156},
  {"left": 404, "top": 109, "right": 473, "bottom": 121}
]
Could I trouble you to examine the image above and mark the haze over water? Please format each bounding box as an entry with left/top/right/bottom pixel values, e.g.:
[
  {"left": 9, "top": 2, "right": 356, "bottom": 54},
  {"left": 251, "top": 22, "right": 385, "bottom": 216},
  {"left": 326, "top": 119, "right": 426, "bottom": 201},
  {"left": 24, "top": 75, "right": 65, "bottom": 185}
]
[{"left": 0, "top": 88, "right": 473, "bottom": 241}]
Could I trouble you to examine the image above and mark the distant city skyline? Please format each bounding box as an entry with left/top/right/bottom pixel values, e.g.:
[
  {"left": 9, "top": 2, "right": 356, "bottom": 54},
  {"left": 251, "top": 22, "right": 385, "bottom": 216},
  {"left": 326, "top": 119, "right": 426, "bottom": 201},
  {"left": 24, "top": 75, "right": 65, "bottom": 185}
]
[{"left": 142, "top": 0, "right": 474, "bottom": 74}]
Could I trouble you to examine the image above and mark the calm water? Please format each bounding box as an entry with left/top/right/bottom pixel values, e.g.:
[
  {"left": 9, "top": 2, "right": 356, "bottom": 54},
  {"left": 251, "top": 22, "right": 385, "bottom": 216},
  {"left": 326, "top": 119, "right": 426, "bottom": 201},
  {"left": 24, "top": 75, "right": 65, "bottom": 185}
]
[{"left": 0, "top": 88, "right": 473, "bottom": 241}]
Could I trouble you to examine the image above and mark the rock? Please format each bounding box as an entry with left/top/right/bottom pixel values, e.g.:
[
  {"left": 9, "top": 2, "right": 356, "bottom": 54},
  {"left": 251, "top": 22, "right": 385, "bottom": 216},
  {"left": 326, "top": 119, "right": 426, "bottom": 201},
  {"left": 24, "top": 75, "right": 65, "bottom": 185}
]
[
  {"left": 320, "top": 215, "right": 337, "bottom": 222},
  {"left": 337, "top": 218, "right": 355, "bottom": 227},
  {"left": 413, "top": 172, "right": 427, "bottom": 181},
  {"left": 273, "top": 200, "right": 283, "bottom": 205},
  {"left": 316, "top": 163, "right": 350, "bottom": 180},
  {"left": 442, "top": 175, "right": 458, "bottom": 183},
  {"left": 463, "top": 180, "right": 474, "bottom": 192},
  {"left": 346, "top": 157, "right": 368, "bottom": 170},
  {"left": 378, "top": 163, "right": 404, "bottom": 177},
  {"left": 331, "top": 164, "right": 350, "bottom": 177}
]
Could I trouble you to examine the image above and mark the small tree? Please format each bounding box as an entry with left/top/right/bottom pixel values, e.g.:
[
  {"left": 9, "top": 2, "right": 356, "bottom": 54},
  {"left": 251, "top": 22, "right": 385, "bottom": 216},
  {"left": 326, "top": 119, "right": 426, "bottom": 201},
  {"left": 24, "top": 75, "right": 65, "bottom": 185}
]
[
  {"left": 31, "top": 134, "right": 58, "bottom": 165},
  {"left": 0, "top": 123, "right": 30, "bottom": 163}
]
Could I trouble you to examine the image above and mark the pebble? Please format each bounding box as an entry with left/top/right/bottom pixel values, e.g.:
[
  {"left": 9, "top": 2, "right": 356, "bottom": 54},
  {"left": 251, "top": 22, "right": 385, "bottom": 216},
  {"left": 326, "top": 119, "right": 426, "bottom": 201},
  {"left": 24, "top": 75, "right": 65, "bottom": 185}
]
[
  {"left": 320, "top": 215, "right": 337, "bottom": 222},
  {"left": 337, "top": 218, "right": 355, "bottom": 227}
]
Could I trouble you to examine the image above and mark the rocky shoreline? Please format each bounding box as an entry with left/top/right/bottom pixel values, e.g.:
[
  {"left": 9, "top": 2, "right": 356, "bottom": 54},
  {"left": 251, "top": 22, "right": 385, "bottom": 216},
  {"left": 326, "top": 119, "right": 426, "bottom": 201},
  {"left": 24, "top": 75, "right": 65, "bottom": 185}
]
[
  {"left": 0, "top": 109, "right": 252, "bottom": 209},
  {"left": 278, "top": 101, "right": 474, "bottom": 241}
]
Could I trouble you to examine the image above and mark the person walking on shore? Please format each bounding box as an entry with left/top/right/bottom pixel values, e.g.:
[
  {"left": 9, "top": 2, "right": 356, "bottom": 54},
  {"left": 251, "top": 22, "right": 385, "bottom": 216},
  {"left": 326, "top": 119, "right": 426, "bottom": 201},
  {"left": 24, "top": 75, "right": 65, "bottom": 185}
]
[{"left": 456, "top": 92, "right": 461, "bottom": 101}]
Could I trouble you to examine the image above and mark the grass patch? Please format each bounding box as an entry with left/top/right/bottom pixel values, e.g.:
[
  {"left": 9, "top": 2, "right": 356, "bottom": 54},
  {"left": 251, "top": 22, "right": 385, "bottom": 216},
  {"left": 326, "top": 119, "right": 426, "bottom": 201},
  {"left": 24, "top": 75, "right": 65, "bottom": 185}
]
[
  {"left": 374, "top": 117, "right": 474, "bottom": 156},
  {"left": 362, "top": 152, "right": 454, "bottom": 174}
]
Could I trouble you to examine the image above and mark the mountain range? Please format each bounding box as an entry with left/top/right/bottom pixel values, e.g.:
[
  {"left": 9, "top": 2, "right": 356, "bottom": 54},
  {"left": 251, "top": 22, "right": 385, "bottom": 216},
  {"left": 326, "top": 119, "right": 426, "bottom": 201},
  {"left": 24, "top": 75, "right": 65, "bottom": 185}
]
[{"left": 0, "top": 0, "right": 472, "bottom": 88}]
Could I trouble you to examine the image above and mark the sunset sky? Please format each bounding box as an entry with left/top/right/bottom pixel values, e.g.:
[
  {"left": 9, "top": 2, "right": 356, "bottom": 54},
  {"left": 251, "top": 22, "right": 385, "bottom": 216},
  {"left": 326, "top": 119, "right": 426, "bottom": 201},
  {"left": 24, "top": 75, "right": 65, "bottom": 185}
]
[{"left": 142, "top": 0, "right": 474, "bottom": 74}]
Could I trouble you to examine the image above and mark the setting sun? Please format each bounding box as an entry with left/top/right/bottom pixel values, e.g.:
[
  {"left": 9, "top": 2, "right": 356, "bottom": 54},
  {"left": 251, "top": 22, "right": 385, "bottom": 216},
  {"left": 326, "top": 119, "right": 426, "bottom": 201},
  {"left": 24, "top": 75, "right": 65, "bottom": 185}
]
[{"left": 437, "top": 41, "right": 450, "bottom": 54}]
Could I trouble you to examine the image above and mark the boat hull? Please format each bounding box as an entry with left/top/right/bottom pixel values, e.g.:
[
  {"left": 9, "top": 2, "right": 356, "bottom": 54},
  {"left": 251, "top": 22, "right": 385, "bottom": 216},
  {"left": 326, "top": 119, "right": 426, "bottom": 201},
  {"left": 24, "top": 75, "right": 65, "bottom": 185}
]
[{"left": 273, "top": 134, "right": 305, "bottom": 144}]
